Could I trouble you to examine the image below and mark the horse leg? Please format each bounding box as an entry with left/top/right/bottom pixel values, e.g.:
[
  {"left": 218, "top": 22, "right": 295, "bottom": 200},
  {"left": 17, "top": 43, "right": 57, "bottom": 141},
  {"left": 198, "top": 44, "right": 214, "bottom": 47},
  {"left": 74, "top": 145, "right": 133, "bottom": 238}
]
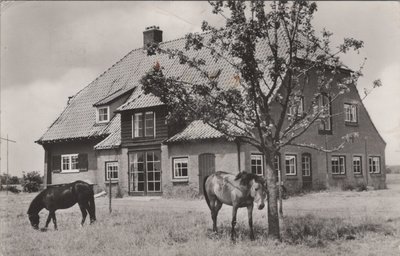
[
  {"left": 247, "top": 204, "right": 255, "bottom": 240},
  {"left": 78, "top": 202, "right": 88, "bottom": 226},
  {"left": 51, "top": 212, "right": 57, "bottom": 230},
  {"left": 231, "top": 206, "right": 238, "bottom": 241},
  {"left": 45, "top": 211, "right": 53, "bottom": 229},
  {"left": 212, "top": 199, "right": 223, "bottom": 233}
]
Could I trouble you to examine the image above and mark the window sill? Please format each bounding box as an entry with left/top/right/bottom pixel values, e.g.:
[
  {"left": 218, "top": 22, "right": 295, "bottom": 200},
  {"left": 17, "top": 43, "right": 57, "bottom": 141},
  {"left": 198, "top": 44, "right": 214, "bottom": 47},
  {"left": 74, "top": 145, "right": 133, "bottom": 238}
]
[
  {"left": 60, "top": 170, "right": 80, "bottom": 174},
  {"left": 354, "top": 173, "right": 363, "bottom": 177},
  {"left": 369, "top": 173, "right": 382, "bottom": 176},
  {"left": 285, "top": 175, "right": 298, "bottom": 180},
  {"left": 332, "top": 174, "right": 346, "bottom": 178},
  {"left": 345, "top": 122, "right": 358, "bottom": 127},
  {"left": 172, "top": 179, "right": 189, "bottom": 183},
  {"left": 105, "top": 180, "right": 119, "bottom": 184}
]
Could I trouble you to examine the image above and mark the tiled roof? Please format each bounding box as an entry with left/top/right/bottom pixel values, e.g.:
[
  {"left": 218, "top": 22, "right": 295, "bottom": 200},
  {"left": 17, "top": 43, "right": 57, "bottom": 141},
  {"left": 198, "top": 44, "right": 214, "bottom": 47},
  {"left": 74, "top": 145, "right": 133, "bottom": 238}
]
[
  {"left": 117, "top": 91, "right": 164, "bottom": 111},
  {"left": 37, "top": 27, "right": 326, "bottom": 145},
  {"left": 94, "top": 115, "right": 121, "bottom": 150},
  {"left": 93, "top": 86, "right": 135, "bottom": 107},
  {"left": 166, "top": 120, "right": 225, "bottom": 143}
]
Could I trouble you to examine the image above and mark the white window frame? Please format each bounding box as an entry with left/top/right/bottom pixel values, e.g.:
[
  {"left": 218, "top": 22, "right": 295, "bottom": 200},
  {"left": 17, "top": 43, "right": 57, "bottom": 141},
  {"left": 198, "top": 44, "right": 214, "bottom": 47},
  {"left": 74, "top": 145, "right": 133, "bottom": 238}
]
[
  {"left": 318, "top": 94, "right": 332, "bottom": 131},
  {"left": 369, "top": 156, "right": 381, "bottom": 174},
  {"left": 144, "top": 111, "right": 156, "bottom": 137},
  {"left": 97, "top": 106, "right": 110, "bottom": 123},
  {"left": 132, "top": 113, "right": 143, "bottom": 138},
  {"left": 353, "top": 156, "right": 362, "bottom": 175},
  {"left": 105, "top": 161, "right": 119, "bottom": 181},
  {"left": 288, "top": 96, "right": 304, "bottom": 117},
  {"left": 344, "top": 103, "right": 358, "bottom": 123},
  {"left": 173, "top": 157, "right": 189, "bottom": 180},
  {"left": 302, "top": 154, "right": 311, "bottom": 177},
  {"left": 61, "top": 154, "right": 79, "bottom": 173},
  {"left": 331, "top": 156, "right": 346, "bottom": 175},
  {"left": 251, "top": 154, "right": 264, "bottom": 176},
  {"left": 285, "top": 154, "right": 297, "bottom": 176}
]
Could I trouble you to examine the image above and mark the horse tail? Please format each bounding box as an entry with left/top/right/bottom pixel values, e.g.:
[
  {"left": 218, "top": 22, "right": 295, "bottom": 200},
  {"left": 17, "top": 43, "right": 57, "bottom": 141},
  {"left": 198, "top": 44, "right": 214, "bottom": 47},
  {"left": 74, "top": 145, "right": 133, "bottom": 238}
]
[
  {"left": 88, "top": 186, "right": 96, "bottom": 221},
  {"left": 203, "top": 175, "right": 211, "bottom": 210}
]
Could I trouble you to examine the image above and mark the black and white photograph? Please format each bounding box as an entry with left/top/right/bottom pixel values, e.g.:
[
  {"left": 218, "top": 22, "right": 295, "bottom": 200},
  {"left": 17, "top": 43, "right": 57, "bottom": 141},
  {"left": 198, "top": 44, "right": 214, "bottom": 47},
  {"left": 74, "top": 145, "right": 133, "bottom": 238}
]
[{"left": 1, "top": 1, "right": 399, "bottom": 255}]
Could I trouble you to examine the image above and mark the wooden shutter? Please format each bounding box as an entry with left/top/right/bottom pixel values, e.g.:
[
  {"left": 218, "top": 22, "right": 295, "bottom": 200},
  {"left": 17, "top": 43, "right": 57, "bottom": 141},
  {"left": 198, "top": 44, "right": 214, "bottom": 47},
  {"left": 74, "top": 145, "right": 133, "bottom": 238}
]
[
  {"left": 78, "top": 153, "right": 88, "bottom": 172},
  {"left": 52, "top": 155, "right": 61, "bottom": 173}
]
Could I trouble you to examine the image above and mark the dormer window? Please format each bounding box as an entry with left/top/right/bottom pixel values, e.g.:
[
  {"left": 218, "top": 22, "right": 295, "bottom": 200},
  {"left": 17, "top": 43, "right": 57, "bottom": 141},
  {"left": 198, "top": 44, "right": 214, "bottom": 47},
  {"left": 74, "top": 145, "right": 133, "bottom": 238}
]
[{"left": 97, "top": 106, "right": 110, "bottom": 123}]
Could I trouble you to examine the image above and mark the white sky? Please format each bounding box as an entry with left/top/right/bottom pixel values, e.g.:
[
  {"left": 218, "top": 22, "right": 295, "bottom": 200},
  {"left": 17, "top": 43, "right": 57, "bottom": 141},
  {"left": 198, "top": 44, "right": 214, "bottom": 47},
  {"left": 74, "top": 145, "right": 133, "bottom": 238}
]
[{"left": 1, "top": 1, "right": 399, "bottom": 177}]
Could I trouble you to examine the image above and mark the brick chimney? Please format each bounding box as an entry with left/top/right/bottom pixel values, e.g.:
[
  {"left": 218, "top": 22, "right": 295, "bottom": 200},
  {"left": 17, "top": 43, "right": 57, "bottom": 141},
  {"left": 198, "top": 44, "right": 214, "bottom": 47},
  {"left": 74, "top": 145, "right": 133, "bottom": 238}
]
[{"left": 143, "top": 26, "right": 163, "bottom": 49}]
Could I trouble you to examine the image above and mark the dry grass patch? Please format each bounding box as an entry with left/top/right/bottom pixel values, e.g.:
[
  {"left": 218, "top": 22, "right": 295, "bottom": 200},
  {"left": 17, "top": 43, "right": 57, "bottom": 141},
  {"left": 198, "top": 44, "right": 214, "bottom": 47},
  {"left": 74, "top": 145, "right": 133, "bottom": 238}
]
[{"left": 282, "top": 214, "right": 394, "bottom": 247}]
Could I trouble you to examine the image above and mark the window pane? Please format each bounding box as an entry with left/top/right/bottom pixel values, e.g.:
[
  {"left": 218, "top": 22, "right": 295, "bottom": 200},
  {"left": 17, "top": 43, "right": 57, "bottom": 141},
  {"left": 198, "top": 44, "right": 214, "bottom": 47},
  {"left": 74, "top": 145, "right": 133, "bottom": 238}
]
[
  {"left": 134, "top": 113, "right": 143, "bottom": 137},
  {"left": 145, "top": 112, "right": 154, "bottom": 137},
  {"left": 173, "top": 158, "right": 188, "bottom": 178},
  {"left": 251, "top": 154, "right": 263, "bottom": 176}
]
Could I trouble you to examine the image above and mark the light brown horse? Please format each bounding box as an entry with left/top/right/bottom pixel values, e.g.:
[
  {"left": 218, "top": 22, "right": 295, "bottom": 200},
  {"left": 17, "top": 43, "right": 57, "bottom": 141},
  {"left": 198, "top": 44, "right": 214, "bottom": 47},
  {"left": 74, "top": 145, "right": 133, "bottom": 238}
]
[{"left": 203, "top": 171, "right": 266, "bottom": 241}]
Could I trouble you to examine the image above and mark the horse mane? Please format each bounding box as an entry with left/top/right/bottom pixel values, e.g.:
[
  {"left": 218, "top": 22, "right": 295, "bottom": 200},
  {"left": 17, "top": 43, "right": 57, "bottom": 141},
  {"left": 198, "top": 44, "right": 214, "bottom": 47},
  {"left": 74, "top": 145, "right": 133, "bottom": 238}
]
[
  {"left": 234, "top": 171, "right": 264, "bottom": 186},
  {"left": 27, "top": 189, "right": 46, "bottom": 214}
]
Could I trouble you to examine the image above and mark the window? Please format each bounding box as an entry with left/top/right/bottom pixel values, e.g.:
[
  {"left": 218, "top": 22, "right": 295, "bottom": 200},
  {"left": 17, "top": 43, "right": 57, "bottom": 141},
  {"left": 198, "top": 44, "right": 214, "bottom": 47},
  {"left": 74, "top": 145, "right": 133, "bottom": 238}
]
[
  {"left": 251, "top": 154, "right": 264, "bottom": 176},
  {"left": 105, "top": 162, "right": 119, "bottom": 181},
  {"left": 97, "top": 106, "right": 110, "bottom": 123},
  {"left": 61, "top": 154, "right": 79, "bottom": 173},
  {"left": 133, "top": 113, "right": 143, "bottom": 137},
  {"left": 285, "top": 155, "right": 297, "bottom": 176},
  {"left": 344, "top": 103, "right": 358, "bottom": 123},
  {"left": 288, "top": 96, "right": 304, "bottom": 117},
  {"left": 145, "top": 112, "right": 155, "bottom": 137},
  {"left": 353, "top": 156, "right": 362, "bottom": 175},
  {"left": 173, "top": 157, "right": 188, "bottom": 179},
  {"left": 317, "top": 94, "right": 332, "bottom": 132},
  {"left": 132, "top": 111, "right": 155, "bottom": 138},
  {"left": 302, "top": 154, "right": 311, "bottom": 176},
  {"left": 369, "top": 156, "right": 381, "bottom": 174},
  {"left": 331, "top": 156, "right": 346, "bottom": 175}
]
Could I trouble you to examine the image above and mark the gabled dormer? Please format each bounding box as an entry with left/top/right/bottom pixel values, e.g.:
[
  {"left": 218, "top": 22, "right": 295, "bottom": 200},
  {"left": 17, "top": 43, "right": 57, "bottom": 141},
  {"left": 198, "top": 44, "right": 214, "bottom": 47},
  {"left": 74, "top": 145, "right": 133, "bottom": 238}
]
[
  {"left": 93, "top": 87, "right": 135, "bottom": 124},
  {"left": 96, "top": 106, "right": 110, "bottom": 124}
]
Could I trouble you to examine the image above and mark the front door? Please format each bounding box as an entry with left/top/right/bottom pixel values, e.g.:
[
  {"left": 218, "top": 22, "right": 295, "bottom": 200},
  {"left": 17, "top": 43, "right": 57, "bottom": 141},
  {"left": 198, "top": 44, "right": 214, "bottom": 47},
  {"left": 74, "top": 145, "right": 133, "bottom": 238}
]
[
  {"left": 199, "top": 153, "right": 215, "bottom": 195},
  {"left": 129, "top": 150, "right": 162, "bottom": 195},
  {"left": 302, "top": 153, "right": 312, "bottom": 190}
]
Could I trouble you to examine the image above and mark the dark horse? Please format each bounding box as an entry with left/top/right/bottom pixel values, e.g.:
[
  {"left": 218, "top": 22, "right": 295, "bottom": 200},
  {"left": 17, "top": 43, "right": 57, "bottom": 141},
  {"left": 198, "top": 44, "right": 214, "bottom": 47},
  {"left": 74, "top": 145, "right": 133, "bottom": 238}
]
[
  {"left": 203, "top": 171, "right": 266, "bottom": 241},
  {"left": 27, "top": 180, "right": 96, "bottom": 230}
]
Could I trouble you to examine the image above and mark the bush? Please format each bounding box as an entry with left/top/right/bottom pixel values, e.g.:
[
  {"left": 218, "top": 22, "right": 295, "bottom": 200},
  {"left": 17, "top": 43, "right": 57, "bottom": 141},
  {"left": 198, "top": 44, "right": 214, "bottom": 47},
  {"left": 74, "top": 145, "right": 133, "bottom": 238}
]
[
  {"left": 116, "top": 185, "right": 124, "bottom": 198},
  {"left": 22, "top": 171, "right": 43, "bottom": 193},
  {"left": 163, "top": 183, "right": 201, "bottom": 200},
  {"left": 355, "top": 182, "right": 368, "bottom": 192},
  {"left": 282, "top": 214, "right": 393, "bottom": 247},
  {"left": 341, "top": 182, "right": 355, "bottom": 191},
  {"left": 6, "top": 185, "right": 21, "bottom": 193}
]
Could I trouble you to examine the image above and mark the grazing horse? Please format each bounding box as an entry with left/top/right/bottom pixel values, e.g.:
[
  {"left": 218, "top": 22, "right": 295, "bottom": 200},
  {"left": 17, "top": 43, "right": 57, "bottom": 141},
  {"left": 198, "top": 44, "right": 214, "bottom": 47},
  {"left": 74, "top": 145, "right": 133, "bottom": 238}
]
[
  {"left": 203, "top": 171, "right": 266, "bottom": 241},
  {"left": 27, "top": 180, "right": 96, "bottom": 230}
]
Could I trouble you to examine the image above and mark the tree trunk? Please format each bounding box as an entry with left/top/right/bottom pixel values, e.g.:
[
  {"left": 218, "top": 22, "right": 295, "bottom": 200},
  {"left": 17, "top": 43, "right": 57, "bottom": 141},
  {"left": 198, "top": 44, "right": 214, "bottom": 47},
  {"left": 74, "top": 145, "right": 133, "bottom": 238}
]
[{"left": 264, "top": 152, "right": 280, "bottom": 240}]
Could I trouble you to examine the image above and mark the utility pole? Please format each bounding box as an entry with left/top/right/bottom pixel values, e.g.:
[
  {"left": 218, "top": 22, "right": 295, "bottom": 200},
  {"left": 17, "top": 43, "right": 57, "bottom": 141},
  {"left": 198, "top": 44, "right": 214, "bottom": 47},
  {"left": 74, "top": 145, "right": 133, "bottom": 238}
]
[{"left": 1, "top": 135, "right": 17, "bottom": 194}]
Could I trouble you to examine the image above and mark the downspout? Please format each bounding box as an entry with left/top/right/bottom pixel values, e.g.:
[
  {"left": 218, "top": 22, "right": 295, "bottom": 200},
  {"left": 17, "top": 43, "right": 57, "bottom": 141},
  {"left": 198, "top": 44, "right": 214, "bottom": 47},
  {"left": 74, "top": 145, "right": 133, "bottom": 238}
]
[
  {"left": 236, "top": 140, "right": 241, "bottom": 172},
  {"left": 325, "top": 135, "right": 330, "bottom": 189},
  {"left": 364, "top": 137, "right": 369, "bottom": 185}
]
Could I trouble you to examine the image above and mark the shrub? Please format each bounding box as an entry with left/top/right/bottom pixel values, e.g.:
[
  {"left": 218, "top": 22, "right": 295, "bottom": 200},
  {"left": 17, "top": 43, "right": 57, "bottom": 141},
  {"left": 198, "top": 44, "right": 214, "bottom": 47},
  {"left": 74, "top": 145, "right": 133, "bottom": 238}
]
[
  {"left": 282, "top": 214, "right": 393, "bottom": 247},
  {"left": 341, "top": 182, "right": 355, "bottom": 191},
  {"left": 21, "top": 171, "right": 43, "bottom": 193},
  {"left": 116, "top": 185, "right": 124, "bottom": 198},
  {"left": 163, "top": 183, "right": 201, "bottom": 199},
  {"left": 355, "top": 182, "right": 368, "bottom": 192}
]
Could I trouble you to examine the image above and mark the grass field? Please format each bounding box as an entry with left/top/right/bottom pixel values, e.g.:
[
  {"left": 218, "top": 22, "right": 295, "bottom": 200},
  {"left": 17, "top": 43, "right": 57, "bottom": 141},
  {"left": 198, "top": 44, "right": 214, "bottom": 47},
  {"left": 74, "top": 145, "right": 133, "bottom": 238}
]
[{"left": 1, "top": 175, "right": 400, "bottom": 256}]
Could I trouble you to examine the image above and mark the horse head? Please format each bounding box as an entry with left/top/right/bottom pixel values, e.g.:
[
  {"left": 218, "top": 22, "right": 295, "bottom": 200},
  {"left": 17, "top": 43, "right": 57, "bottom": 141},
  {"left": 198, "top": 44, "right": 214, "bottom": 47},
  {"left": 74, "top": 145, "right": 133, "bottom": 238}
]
[
  {"left": 28, "top": 213, "right": 40, "bottom": 230},
  {"left": 235, "top": 171, "right": 266, "bottom": 210},
  {"left": 250, "top": 177, "right": 266, "bottom": 210}
]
